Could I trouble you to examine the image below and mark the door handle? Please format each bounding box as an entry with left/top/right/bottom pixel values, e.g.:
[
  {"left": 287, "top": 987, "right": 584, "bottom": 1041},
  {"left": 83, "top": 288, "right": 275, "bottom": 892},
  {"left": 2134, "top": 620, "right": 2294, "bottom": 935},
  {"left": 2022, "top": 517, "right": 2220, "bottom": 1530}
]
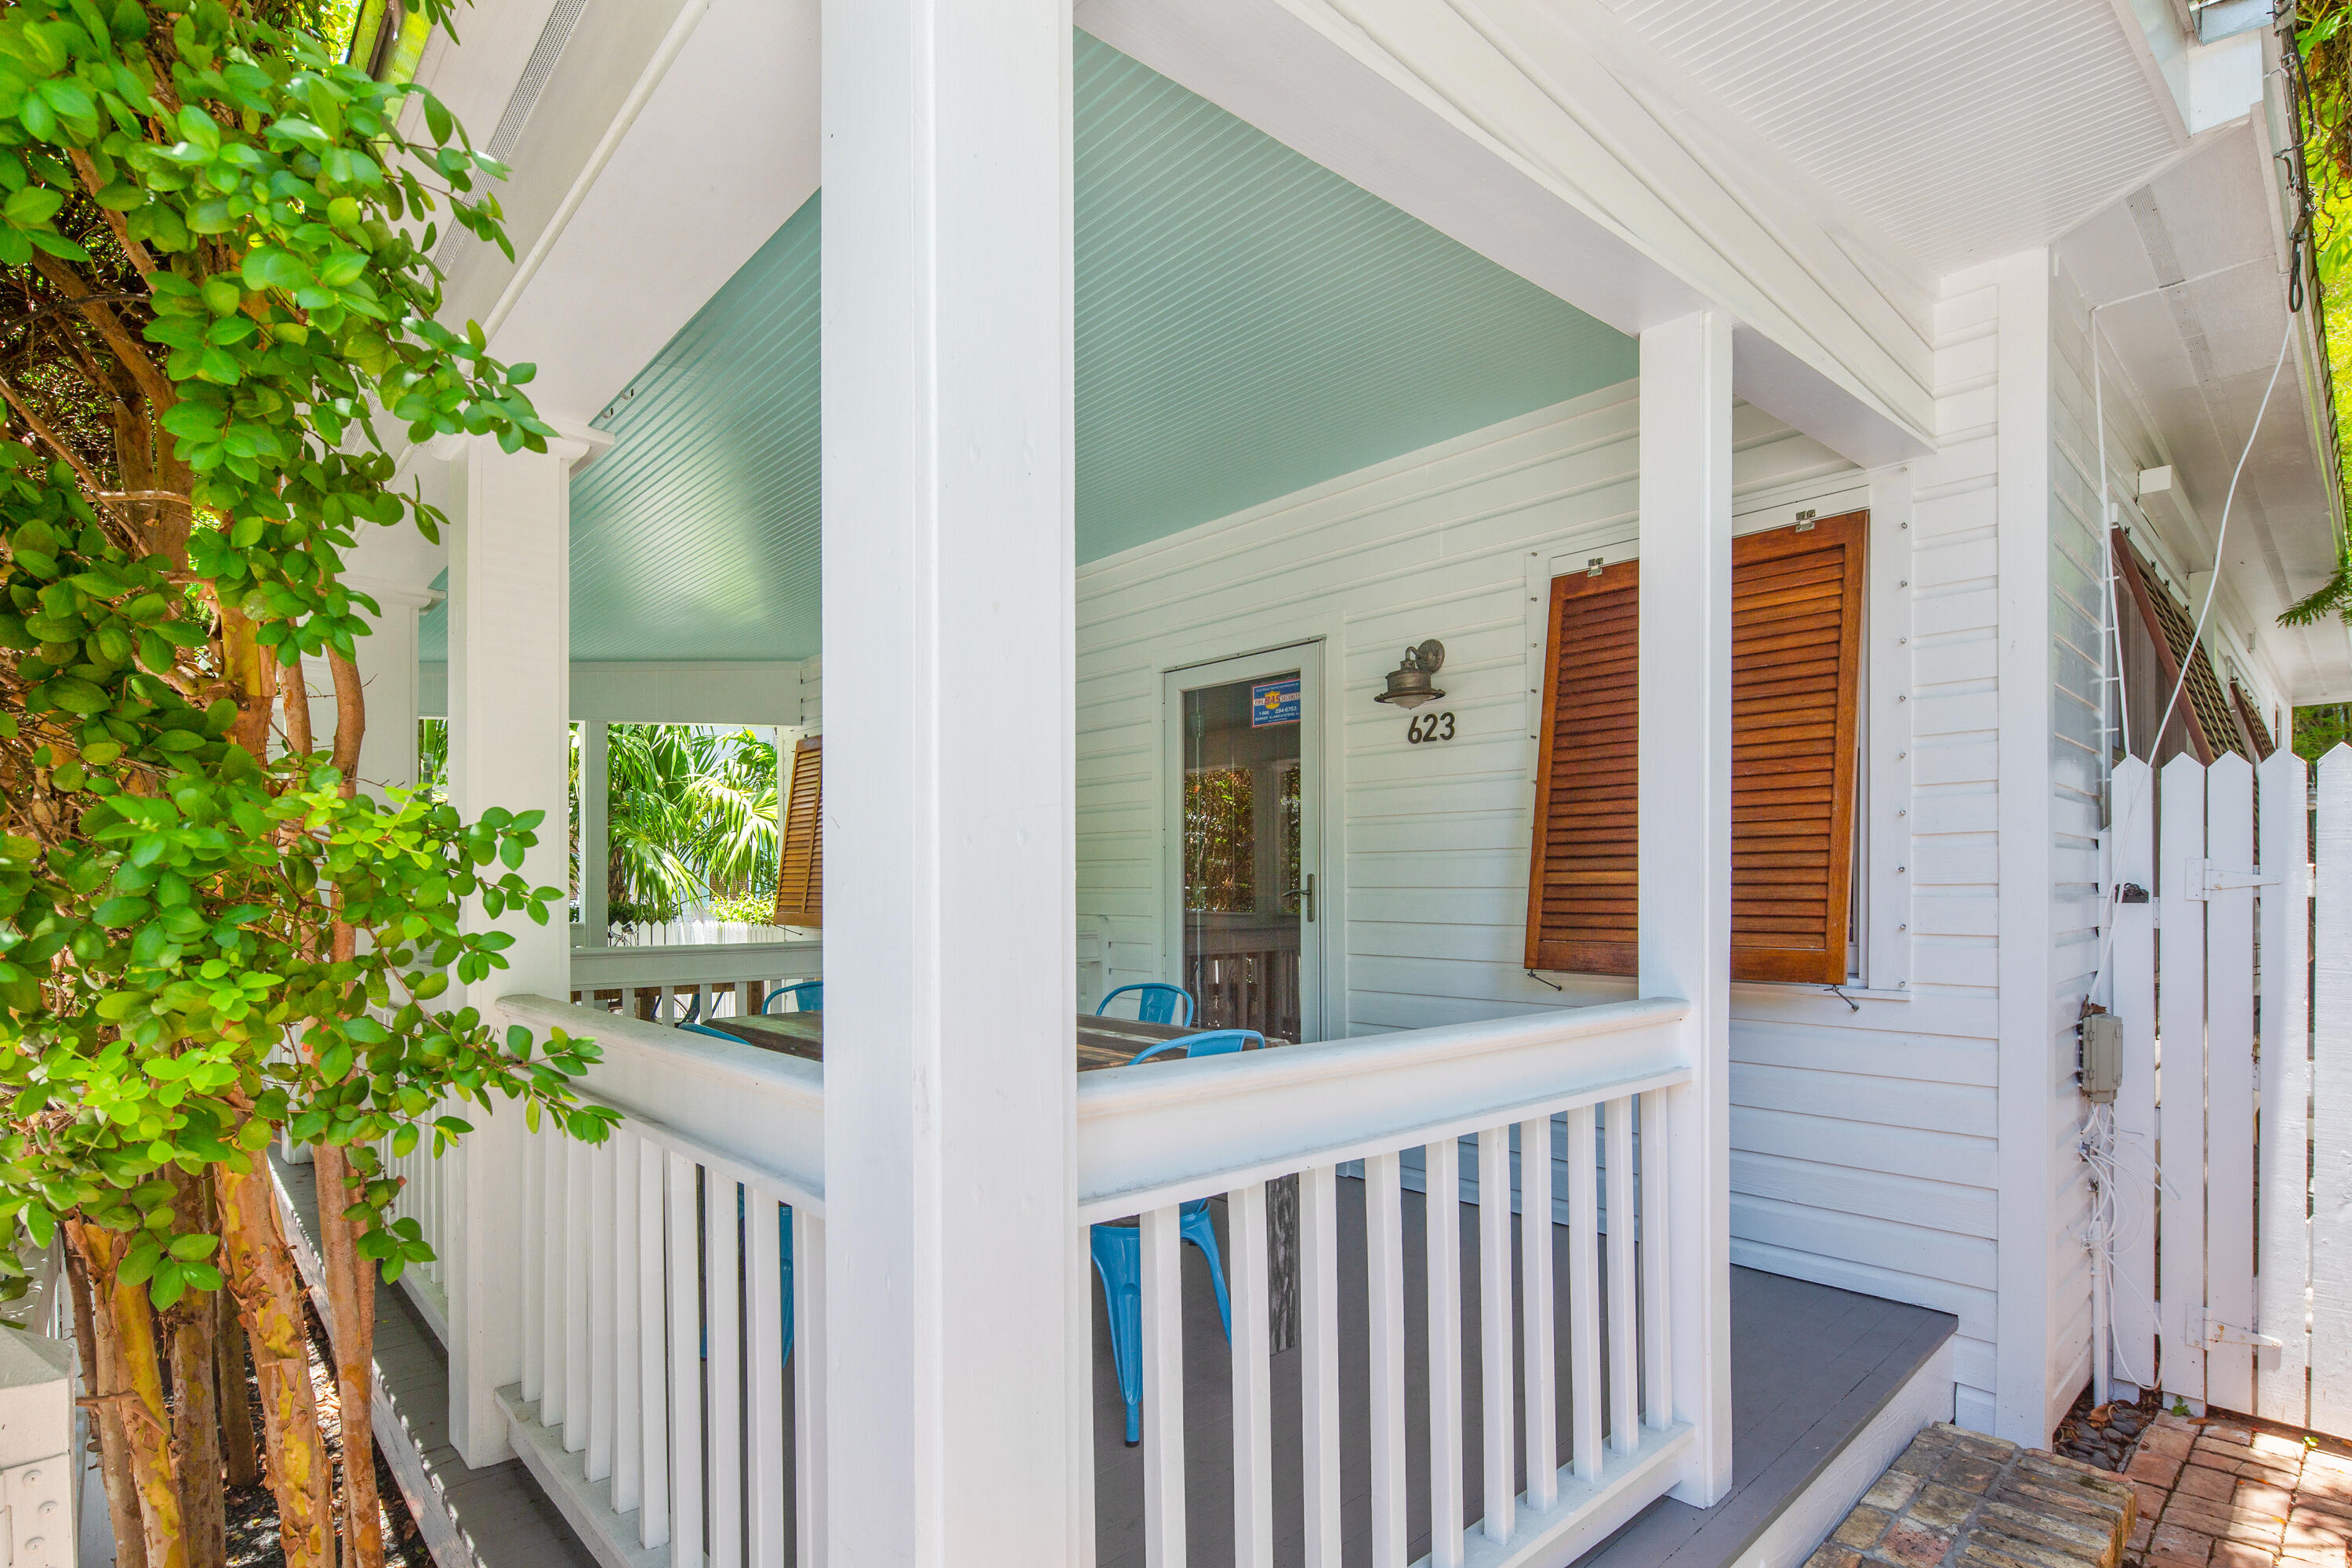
[{"left": 1283, "top": 873, "right": 1316, "bottom": 924}]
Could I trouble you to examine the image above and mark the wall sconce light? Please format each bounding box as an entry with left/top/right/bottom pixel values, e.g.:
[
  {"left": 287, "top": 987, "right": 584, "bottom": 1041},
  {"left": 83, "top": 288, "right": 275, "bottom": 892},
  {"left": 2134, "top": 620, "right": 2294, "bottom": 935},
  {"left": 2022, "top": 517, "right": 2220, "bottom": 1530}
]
[{"left": 1375, "top": 641, "right": 1446, "bottom": 709}]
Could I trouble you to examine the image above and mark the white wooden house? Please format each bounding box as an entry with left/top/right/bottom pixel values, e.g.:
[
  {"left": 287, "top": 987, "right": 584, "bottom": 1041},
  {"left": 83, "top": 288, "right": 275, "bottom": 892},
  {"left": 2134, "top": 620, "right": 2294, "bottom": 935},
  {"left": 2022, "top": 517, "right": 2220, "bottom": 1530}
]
[{"left": 290, "top": 1, "right": 2352, "bottom": 1566}]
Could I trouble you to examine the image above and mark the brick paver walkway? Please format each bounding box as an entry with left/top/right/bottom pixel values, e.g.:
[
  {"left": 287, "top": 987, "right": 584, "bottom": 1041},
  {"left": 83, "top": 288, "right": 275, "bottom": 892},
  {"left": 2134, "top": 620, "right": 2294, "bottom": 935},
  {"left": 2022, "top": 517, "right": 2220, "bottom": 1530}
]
[{"left": 2119, "top": 1413, "right": 2351, "bottom": 1568}]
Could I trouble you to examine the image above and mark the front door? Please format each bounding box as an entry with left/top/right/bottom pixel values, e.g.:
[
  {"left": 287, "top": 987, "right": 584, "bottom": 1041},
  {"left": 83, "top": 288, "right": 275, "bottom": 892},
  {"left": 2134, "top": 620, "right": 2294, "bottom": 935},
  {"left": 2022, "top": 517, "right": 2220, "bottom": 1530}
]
[{"left": 1163, "top": 646, "right": 1323, "bottom": 1043}]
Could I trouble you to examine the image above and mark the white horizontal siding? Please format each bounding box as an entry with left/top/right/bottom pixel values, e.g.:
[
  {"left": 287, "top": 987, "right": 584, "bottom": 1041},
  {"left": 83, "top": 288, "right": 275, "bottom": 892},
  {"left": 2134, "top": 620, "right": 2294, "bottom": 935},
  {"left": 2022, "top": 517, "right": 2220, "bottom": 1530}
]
[{"left": 1068, "top": 376, "right": 2013, "bottom": 1425}]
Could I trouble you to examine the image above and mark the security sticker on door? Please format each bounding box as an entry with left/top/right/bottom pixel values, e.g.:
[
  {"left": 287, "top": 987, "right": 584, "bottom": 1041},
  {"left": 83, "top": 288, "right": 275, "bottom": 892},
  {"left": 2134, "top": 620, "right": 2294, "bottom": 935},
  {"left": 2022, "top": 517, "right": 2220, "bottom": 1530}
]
[{"left": 1250, "top": 678, "right": 1300, "bottom": 727}]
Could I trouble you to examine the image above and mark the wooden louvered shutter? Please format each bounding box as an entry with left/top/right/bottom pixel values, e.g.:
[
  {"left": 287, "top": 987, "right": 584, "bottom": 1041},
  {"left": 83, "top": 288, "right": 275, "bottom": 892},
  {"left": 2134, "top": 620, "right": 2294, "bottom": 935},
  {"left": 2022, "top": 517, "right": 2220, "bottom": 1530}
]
[
  {"left": 1523, "top": 563, "right": 1641, "bottom": 976},
  {"left": 1523, "top": 513, "right": 1867, "bottom": 985},
  {"left": 1729, "top": 514, "right": 1866, "bottom": 983},
  {"left": 2111, "top": 532, "right": 2247, "bottom": 764},
  {"left": 2233, "top": 684, "right": 2276, "bottom": 760},
  {"left": 771, "top": 735, "right": 822, "bottom": 927}
]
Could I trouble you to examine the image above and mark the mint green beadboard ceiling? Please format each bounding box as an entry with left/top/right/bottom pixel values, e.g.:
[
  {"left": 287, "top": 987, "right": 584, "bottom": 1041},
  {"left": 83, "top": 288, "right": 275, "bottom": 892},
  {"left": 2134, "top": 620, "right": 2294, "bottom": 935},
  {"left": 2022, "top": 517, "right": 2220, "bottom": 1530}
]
[{"left": 426, "top": 33, "right": 1635, "bottom": 664}]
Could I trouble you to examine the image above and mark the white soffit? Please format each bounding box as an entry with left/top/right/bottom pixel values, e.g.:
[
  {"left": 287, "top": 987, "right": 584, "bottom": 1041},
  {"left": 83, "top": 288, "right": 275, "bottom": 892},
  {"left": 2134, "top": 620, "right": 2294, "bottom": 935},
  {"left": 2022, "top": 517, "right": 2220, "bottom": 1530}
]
[
  {"left": 2059, "top": 123, "right": 2352, "bottom": 702},
  {"left": 483, "top": 0, "right": 819, "bottom": 426},
  {"left": 1602, "top": 0, "right": 2184, "bottom": 274}
]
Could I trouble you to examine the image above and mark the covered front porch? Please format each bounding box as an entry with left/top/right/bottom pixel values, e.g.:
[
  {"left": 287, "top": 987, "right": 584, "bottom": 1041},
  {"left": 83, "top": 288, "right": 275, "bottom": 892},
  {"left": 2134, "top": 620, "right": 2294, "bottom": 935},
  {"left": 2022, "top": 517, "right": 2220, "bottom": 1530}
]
[{"left": 310, "top": 0, "right": 1978, "bottom": 1560}]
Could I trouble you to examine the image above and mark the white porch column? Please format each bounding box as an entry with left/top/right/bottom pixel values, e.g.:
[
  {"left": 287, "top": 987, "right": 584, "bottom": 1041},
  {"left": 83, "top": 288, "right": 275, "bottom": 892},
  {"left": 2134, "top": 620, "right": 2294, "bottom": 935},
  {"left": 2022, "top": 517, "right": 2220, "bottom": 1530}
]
[
  {"left": 578, "top": 720, "right": 608, "bottom": 945},
  {"left": 1637, "top": 311, "right": 1735, "bottom": 1506},
  {"left": 442, "top": 434, "right": 584, "bottom": 1464},
  {"left": 332, "top": 576, "right": 434, "bottom": 796},
  {"left": 820, "top": 0, "right": 1080, "bottom": 1559}
]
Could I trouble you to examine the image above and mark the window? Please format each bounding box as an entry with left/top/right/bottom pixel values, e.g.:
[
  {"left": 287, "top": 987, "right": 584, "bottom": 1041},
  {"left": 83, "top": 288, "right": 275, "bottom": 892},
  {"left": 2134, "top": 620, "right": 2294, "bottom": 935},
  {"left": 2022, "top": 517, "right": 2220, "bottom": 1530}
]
[{"left": 1523, "top": 512, "right": 1867, "bottom": 985}]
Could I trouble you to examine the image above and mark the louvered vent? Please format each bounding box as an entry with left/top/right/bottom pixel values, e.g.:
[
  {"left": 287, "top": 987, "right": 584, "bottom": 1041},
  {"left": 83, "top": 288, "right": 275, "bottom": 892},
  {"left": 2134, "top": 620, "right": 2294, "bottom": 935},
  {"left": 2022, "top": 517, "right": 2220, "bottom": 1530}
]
[{"left": 431, "top": 0, "right": 590, "bottom": 272}]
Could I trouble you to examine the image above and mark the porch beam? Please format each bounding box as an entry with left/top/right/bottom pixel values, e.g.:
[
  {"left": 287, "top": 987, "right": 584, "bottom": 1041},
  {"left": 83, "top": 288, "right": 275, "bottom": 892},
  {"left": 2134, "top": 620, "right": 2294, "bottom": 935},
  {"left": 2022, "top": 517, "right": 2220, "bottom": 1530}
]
[
  {"left": 819, "top": 0, "right": 1081, "bottom": 1563},
  {"left": 442, "top": 434, "right": 589, "bottom": 1465},
  {"left": 1636, "top": 310, "right": 1735, "bottom": 1507}
]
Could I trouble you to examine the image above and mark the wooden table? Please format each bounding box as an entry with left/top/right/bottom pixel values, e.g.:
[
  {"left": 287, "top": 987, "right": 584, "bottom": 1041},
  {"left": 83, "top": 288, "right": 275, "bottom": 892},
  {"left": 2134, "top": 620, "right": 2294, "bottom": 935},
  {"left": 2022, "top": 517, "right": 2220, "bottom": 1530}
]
[
  {"left": 702, "top": 1010, "right": 1279, "bottom": 1073},
  {"left": 703, "top": 1009, "right": 1304, "bottom": 1348}
]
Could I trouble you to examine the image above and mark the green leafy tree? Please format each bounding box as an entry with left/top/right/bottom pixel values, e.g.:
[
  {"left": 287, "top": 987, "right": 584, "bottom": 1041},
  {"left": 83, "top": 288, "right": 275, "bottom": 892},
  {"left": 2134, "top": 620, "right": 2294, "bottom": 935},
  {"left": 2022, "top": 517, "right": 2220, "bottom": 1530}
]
[
  {"left": 0, "top": 5, "right": 614, "bottom": 1567},
  {"left": 598, "top": 723, "right": 778, "bottom": 931}
]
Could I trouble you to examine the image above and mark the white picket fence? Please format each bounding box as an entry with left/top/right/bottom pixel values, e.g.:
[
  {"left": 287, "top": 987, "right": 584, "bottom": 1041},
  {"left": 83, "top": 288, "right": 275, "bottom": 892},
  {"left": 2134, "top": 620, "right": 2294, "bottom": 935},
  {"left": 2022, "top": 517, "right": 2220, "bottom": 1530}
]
[{"left": 2105, "top": 749, "right": 2350, "bottom": 1431}]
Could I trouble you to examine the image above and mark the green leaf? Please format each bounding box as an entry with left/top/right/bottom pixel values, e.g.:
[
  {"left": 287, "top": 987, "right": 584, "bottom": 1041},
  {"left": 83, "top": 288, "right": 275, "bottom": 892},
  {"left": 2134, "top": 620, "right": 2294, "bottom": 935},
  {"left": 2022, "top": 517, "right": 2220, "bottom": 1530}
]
[{"left": 2, "top": 185, "right": 64, "bottom": 228}]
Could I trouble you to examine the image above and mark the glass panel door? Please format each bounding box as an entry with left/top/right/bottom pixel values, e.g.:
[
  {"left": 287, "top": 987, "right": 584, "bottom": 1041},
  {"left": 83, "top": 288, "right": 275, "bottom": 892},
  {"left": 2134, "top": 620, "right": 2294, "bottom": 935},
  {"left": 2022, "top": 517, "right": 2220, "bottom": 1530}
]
[{"left": 1167, "top": 648, "right": 1320, "bottom": 1042}]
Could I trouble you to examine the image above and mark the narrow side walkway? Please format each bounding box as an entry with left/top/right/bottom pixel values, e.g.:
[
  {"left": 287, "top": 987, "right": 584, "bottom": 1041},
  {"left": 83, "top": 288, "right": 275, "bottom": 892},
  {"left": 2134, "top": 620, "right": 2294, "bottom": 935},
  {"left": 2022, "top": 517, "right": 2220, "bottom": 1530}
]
[
  {"left": 271, "top": 1152, "right": 599, "bottom": 1568},
  {"left": 2121, "top": 1411, "right": 2352, "bottom": 1568}
]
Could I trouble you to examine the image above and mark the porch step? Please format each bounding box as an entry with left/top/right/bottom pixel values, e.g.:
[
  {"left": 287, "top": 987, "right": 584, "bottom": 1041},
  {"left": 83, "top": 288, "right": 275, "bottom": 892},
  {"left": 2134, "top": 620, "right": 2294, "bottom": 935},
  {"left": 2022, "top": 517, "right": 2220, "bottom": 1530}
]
[
  {"left": 270, "top": 1152, "right": 600, "bottom": 1568},
  {"left": 1580, "top": 1269, "right": 1959, "bottom": 1568},
  {"left": 1803, "top": 1425, "right": 2135, "bottom": 1568}
]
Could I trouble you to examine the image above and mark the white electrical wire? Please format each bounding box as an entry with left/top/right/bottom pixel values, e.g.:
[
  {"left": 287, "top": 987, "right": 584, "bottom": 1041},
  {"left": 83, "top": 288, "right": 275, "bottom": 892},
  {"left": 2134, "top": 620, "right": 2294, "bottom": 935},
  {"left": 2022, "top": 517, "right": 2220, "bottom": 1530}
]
[
  {"left": 2074, "top": 310, "right": 2296, "bottom": 1406},
  {"left": 2149, "top": 314, "right": 2297, "bottom": 753}
]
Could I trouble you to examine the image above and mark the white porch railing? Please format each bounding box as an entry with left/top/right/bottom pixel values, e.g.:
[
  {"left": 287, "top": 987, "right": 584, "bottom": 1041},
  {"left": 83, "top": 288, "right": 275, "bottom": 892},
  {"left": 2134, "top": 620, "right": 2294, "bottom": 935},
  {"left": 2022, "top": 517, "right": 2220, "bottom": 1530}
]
[
  {"left": 492, "top": 995, "right": 827, "bottom": 1568},
  {"left": 380, "top": 1116, "right": 452, "bottom": 1341},
  {"left": 568, "top": 940, "right": 825, "bottom": 1024},
  {"left": 1076, "top": 996, "right": 1695, "bottom": 1568},
  {"left": 458, "top": 992, "right": 1701, "bottom": 1568}
]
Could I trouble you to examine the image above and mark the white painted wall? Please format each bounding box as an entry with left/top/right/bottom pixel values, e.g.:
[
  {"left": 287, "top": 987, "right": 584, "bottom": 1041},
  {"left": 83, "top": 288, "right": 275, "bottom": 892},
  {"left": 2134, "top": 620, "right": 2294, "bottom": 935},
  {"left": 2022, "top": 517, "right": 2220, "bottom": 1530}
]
[{"left": 1044, "top": 376, "right": 2023, "bottom": 1431}]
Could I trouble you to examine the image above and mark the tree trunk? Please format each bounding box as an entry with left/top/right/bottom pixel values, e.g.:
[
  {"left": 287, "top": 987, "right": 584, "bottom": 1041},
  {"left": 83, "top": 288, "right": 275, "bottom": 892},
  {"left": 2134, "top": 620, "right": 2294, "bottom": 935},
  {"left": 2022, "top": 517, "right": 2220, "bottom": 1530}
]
[
  {"left": 170, "top": 1298, "right": 228, "bottom": 1568},
  {"left": 215, "top": 1285, "right": 260, "bottom": 1490},
  {"left": 217, "top": 1158, "right": 332, "bottom": 1568},
  {"left": 72, "top": 1224, "right": 187, "bottom": 1568},
  {"left": 65, "top": 1234, "right": 149, "bottom": 1568},
  {"left": 320, "top": 645, "right": 386, "bottom": 1568},
  {"left": 314, "top": 1143, "right": 383, "bottom": 1568},
  {"left": 170, "top": 1175, "right": 228, "bottom": 1568}
]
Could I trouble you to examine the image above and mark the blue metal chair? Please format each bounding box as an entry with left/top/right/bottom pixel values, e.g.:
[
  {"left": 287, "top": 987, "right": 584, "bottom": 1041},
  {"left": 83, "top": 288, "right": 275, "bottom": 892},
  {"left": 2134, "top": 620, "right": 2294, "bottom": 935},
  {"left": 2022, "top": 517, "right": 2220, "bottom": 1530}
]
[
  {"left": 1096, "top": 982, "right": 1194, "bottom": 1026},
  {"left": 763, "top": 980, "right": 824, "bottom": 1014},
  {"left": 1091, "top": 1028, "right": 1262, "bottom": 1443},
  {"left": 678, "top": 1020, "right": 738, "bottom": 1044}
]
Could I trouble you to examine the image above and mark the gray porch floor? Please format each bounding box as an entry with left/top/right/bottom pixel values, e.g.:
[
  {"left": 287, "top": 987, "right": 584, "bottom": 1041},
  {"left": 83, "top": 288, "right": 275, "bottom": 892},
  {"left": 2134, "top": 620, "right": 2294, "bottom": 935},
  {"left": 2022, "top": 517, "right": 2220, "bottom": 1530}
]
[
  {"left": 275, "top": 1159, "right": 1951, "bottom": 1568},
  {"left": 1088, "top": 1181, "right": 1955, "bottom": 1568}
]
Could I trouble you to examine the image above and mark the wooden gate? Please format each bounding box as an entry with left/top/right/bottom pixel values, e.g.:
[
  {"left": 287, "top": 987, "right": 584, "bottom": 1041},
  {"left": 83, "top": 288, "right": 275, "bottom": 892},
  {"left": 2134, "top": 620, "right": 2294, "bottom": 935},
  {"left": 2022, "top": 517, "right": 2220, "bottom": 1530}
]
[{"left": 2106, "top": 750, "right": 2352, "bottom": 1431}]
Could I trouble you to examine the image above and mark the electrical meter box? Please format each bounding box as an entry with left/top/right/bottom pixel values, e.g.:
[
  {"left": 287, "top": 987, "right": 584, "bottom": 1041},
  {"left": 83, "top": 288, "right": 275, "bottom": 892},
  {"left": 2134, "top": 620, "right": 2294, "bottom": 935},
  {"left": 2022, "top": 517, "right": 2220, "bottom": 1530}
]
[{"left": 2080, "top": 1013, "right": 2122, "bottom": 1104}]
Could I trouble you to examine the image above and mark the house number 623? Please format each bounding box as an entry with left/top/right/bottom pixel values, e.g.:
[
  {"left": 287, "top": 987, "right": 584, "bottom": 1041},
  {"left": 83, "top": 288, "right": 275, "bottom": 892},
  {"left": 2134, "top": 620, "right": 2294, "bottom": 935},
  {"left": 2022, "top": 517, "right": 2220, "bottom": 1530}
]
[{"left": 1406, "top": 711, "right": 1456, "bottom": 744}]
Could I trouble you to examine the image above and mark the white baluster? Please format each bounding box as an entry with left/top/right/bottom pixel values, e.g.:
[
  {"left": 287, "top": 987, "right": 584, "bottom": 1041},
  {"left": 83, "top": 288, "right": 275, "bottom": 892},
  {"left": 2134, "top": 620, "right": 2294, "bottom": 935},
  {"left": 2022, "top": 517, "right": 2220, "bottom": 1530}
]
[
  {"left": 1301, "top": 1163, "right": 1341, "bottom": 1566},
  {"left": 1639, "top": 1091, "right": 1670, "bottom": 1428},
  {"left": 565, "top": 1136, "right": 590, "bottom": 1452},
  {"left": 588, "top": 1135, "right": 616, "bottom": 1482},
  {"left": 1566, "top": 1105, "right": 1601, "bottom": 1481},
  {"left": 1229, "top": 1182, "right": 1273, "bottom": 1568},
  {"left": 1426, "top": 1138, "right": 1465, "bottom": 1568},
  {"left": 666, "top": 1154, "right": 702, "bottom": 1568},
  {"left": 1141, "top": 1204, "right": 1187, "bottom": 1568},
  {"left": 613, "top": 1130, "right": 642, "bottom": 1518},
  {"left": 707, "top": 1174, "right": 744, "bottom": 1568},
  {"left": 1368, "top": 1150, "right": 1408, "bottom": 1568},
  {"left": 1519, "top": 1116, "right": 1557, "bottom": 1509},
  {"left": 746, "top": 1187, "right": 786, "bottom": 1568},
  {"left": 1478, "top": 1127, "right": 1515, "bottom": 1543},
  {"left": 639, "top": 1140, "right": 670, "bottom": 1548},
  {"left": 543, "top": 1130, "right": 567, "bottom": 1427},
  {"left": 793, "top": 1207, "right": 827, "bottom": 1568},
  {"left": 521, "top": 1121, "right": 545, "bottom": 1405},
  {"left": 1605, "top": 1097, "right": 1637, "bottom": 1454}
]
